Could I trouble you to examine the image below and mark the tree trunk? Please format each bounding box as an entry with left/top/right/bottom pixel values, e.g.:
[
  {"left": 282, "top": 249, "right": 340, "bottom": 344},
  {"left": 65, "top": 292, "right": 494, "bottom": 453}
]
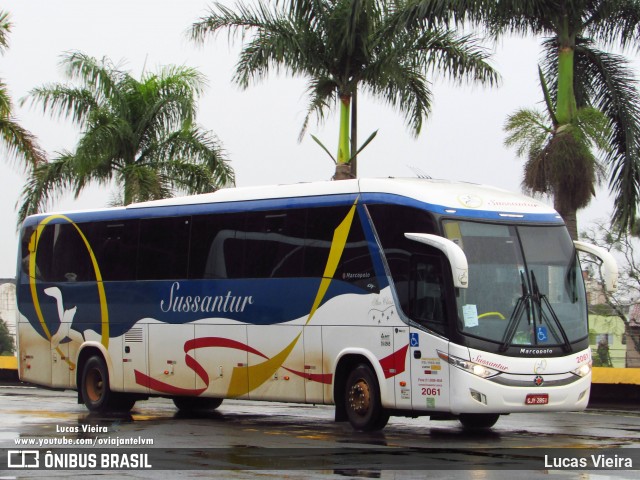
[
  {"left": 334, "top": 94, "right": 352, "bottom": 180},
  {"left": 334, "top": 163, "right": 352, "bottom": 180},
  {"left": 555, "top": 198, "right": 579, "bottom": 240},
  {"left": 555, "top": 20, "right": 577, "bottom": 126},
  {"left": 350, "top": 88, "right": 358, "bottom": 178},
  {"left": 553, "top": 20, "right": 579, "bottom": 240},
  {"left": 123, "top": 181, "right": 133, "bottom": 206}
]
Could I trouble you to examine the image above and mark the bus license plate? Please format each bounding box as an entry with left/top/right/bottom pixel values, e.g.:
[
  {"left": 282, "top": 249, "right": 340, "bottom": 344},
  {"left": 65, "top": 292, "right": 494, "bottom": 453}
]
[{"left": 525, "top": 394, "right": 549, "bottom": 405}]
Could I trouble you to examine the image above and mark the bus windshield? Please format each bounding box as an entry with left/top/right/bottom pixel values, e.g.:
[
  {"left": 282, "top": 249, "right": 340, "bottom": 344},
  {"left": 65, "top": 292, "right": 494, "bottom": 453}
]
[{"left": 443, "top": 221, "right": 588, "bottom": 348}]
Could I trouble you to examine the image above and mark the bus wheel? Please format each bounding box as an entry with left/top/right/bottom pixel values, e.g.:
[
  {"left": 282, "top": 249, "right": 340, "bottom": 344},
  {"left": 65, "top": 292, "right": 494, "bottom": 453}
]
[
  {"left": 81, "top": 356, "right": 135, "bottom": 413},
  {"left": 345, "top": 364, "right": 389, "bottom": 431},
  {"left": 458, "top": 413, "right": 500, "bottom": 430},
  {"left": 173, "top": 396, "right": 223, "bottom": 412}
]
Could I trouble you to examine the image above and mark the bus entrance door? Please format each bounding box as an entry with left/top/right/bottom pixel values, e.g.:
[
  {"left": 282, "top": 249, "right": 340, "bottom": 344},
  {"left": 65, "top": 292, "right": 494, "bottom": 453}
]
[{"left": 409, "top": 329, "right": 450, "bottom": 413}]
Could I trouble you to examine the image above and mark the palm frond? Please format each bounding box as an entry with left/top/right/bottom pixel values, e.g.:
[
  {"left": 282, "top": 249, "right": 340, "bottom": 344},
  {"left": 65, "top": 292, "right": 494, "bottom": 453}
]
[
  {"left": 540, "top": 33, "right": 640, "bottom": 231},
  {"left": 0, "top": 10, "right": 11, "bottom": 54},
  {"left": 574, "top": 42, "right": 640, "bottom": 230},
  {"left": 0, "top": 79, "right": 46, "bottom": 169},
  {"left": 118, "top": 163, "right": 169, "bottom": 204},
  {"left": 161, "top": 158, "right": 228, "bottom": 195},
  {"left": 538, "top": 65, "right": 558, "bottom": 126},
  {"left": 192, "top": 1, "right": 285, "bottom": 44},
  {"left": 310, "top": 134, "right": 337, "bottom": 164},
  {"left": 23, "top": 51, "right": 234, "bottom": 209},
  {"left": 62, "top": 51, "right": 125, "bottom": 104},
  {"left": 484, "top": 0, "right": 564, "bottom": 38},
  {"left": 349, "top": 129, "right": 378, "bottom": 162},
  {"left": 20, "top": 85, "right": 99, "bottom": 127},
  {"left": 16, "top": 154, "right": 77, "bottom": 224},
  {"left": 0, "top": 116, "right": 47, "bottom": 169},
  {"left": 394, "top": 0, "right": 487, "bottom": 30},
  {"left": 299, "top": 76, "right": 337, "bottom": 141},
  {"left": 504, "top": 108, "right": 553, "bottom": 158},
  {"left": 191, "top": 0, "right": 498, "bottom": 167},
  {"left": 144, "top": 126, "right": 234, "bottom": 187},
  {"left": 364, "top": 61, "right": 432, "bottom": 136},
  {"left": 411, "top": 29, "right": 499, "bottom": 86},
  {"left": 574, "top": 106, "right": 612, "bottom": 153},
  {"left": 585, "top": 0, "right": 640, "bottom": 50}
]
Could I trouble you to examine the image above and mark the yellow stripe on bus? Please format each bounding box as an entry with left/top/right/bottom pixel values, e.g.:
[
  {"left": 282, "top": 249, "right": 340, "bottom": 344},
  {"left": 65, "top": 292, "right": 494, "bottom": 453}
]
[
  {"left": 28, "top": 214, "right": 110, "bottom": 371},
  {"left": 226, "top": 199, "right": 358, "bottom": 397}
]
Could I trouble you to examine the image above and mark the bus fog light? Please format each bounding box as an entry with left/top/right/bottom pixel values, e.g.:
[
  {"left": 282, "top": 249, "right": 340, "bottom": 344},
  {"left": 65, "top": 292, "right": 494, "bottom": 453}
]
[
  {"left": 470, "top": 389, "right": 487, "bottom": 405},
  {"left": 578, "top": 389, "right": 589, "bottom": 402},
  {"left": 571, "top": 362, "right": 592, "bottom": 378}
]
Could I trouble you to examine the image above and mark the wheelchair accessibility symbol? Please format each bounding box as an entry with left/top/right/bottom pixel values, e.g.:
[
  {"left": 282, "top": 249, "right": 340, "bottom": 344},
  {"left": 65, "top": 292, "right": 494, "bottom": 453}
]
[
  {"left": 536, "top": 326, "right": 548, "bottom": 343},
  {"left": 410, "top": 333, "right": 419, "bottom": 348}
]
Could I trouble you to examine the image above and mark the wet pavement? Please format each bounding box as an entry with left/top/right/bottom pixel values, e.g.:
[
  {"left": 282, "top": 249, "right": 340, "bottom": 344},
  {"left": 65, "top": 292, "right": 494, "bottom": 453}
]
[{"left": 1, "top": 385, "right": 639, "bottom": 479}]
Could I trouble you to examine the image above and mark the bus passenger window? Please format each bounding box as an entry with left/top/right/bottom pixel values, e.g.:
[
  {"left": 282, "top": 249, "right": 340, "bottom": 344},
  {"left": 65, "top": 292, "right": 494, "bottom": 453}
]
[
  {"left": 21, "top": 225, "right": 51, "bottom": 280},
  {"left": 85, "top": 220, "right": 138, "bottom": 281},
  {"left": 48, "top": 223, "right": 94, "bottom": 282},
  {"left": 138, "top": 216, "right": 190, "bottom": 280},
  {"left": 243, "top": 210, "right": 306, "bottom": 279},
  {"left": 190, "top": 213, "right": 246, "bottom": 279}
]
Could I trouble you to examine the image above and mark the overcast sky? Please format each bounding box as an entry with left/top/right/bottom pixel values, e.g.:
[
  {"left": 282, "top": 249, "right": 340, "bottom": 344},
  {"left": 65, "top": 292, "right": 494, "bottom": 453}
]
[{"left": 1, "top": 0, "right": 634, "bottom": 278}]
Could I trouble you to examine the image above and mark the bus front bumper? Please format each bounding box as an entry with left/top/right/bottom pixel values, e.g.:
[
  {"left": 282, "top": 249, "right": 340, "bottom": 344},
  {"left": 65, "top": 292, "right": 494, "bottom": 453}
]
[{"left": 448, "top": 369, "right": 591, "bottom": 414}]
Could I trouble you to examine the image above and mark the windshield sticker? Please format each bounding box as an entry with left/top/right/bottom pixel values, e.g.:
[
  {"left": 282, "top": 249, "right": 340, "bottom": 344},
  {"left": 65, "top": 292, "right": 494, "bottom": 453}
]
[
  {"left": 536, "top": 326, "right": 548, "bottom": 343},
  {"left": 463, "top": 304, "right": 479, "bottom": 327}
]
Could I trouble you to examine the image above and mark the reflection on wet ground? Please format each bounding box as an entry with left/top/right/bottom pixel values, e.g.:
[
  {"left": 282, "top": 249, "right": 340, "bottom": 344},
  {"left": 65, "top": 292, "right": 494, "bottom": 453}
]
[{"left": 2, "top": 386, "right": 640, "bottom": 478}]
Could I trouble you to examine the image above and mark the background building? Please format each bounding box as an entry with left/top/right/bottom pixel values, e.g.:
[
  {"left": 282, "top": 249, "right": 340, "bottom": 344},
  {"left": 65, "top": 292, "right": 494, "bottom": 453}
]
[{"left": 0, "top": 280, "right": 16, "bottom": 354}]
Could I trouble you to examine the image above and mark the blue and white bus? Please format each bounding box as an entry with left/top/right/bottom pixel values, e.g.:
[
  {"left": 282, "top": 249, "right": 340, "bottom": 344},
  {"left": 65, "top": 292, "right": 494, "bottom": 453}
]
[{"left": 16, "top": 178, "right": 617, "bottom": 431}]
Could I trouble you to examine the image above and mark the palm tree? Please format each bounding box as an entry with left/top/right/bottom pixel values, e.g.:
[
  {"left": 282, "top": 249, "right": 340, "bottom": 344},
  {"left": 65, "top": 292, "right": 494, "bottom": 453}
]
[
  {"left": 504, "top": 68, "right": 613, "bottom": 237},
  {"left": 402, "top": 0, "right": 640, "bottom": 235},
  {"left": 398, "top": 1, "right": 640, "bottom": 236},
  {"left": 0, "top": 10, "right": 45, "bottom": 170},
  {"left": 191, "top": 0, "right": 498, "bottom": 180},
  {"left": 493, "top": 1, "right": 640, "bottom": 237},
  {"left": 18, "top": 52, "right": 234, "bottom": 223}
]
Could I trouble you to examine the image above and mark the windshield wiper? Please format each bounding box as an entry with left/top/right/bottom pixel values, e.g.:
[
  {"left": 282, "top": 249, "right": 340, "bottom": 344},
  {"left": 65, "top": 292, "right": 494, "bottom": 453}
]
[
  {"left": 531, "top": 271, "right": 572, "bottom": 353},
  {"left": 499, "top": 271, "right": 530, "bottom": 352}
]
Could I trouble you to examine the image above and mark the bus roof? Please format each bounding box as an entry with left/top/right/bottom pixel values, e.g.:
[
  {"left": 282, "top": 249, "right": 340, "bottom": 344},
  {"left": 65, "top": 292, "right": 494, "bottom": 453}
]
[
  {"left": 128, "top": 177, "right": 557, "bottom": 215},
  {"left": 23, "top": 178, "right": 561, "bottom": 225}
]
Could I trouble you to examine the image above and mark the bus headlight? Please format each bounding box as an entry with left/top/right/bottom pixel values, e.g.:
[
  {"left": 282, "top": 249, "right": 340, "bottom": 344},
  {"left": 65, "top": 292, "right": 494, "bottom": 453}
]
[
  {"left": 438, "top": 351, "right": 500, "bottom": 379},
  {"left": 571, "top": 362, "right": 592, "bottom": 378}
]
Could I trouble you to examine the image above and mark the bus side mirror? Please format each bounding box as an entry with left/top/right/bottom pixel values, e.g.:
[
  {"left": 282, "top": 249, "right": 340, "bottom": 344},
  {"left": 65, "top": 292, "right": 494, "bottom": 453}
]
[
  {"left": 405, "top": 233, "right": 468, "bottom": 289},
  {"left": 574, "top": 240, "right": 618, "bottom": 293}
]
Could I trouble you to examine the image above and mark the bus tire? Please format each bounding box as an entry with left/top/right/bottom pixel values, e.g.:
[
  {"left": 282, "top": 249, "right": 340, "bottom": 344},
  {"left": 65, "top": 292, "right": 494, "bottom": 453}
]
[
  {"left": 81, "top": 355, "right": 135, "bottom": 413},
  {"left": 173, "top": 396, "right": 223, "bottom": 412},
  {"left": 458, "top": 413, "right": 500, "bottom": 430},
  {"left": 345, "top": 364, "right": 389, "bottom": 431}
]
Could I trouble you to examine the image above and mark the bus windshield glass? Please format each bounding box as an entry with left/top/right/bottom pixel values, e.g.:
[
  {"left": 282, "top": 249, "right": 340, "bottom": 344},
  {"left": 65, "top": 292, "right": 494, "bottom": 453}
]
[{"left": 443, "top": 221, "right": 588, "bottom": 348}]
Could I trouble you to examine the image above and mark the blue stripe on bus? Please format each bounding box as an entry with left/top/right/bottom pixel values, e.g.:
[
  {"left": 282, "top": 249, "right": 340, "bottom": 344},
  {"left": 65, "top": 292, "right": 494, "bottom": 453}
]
[
  {"left": 22, "top": 194, "right": 362, "bottom": 226},
  {"left": 359, "top": 193, "right": 565, "bottom": 224},
  {"left": 17, "top": 277, "right": 373, "bottom": 339},
  {"left": 357, "top": 204, "right": 389, "bottom": 290},
  {"left": 23, "top": 192, "right": 564, "bottom": 226}
]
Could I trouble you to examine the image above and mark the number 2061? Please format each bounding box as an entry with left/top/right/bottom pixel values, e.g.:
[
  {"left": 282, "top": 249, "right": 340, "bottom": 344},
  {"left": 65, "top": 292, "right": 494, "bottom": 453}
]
[{"left": 421, "top": 388, "right": 440, "bottom": 396}]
